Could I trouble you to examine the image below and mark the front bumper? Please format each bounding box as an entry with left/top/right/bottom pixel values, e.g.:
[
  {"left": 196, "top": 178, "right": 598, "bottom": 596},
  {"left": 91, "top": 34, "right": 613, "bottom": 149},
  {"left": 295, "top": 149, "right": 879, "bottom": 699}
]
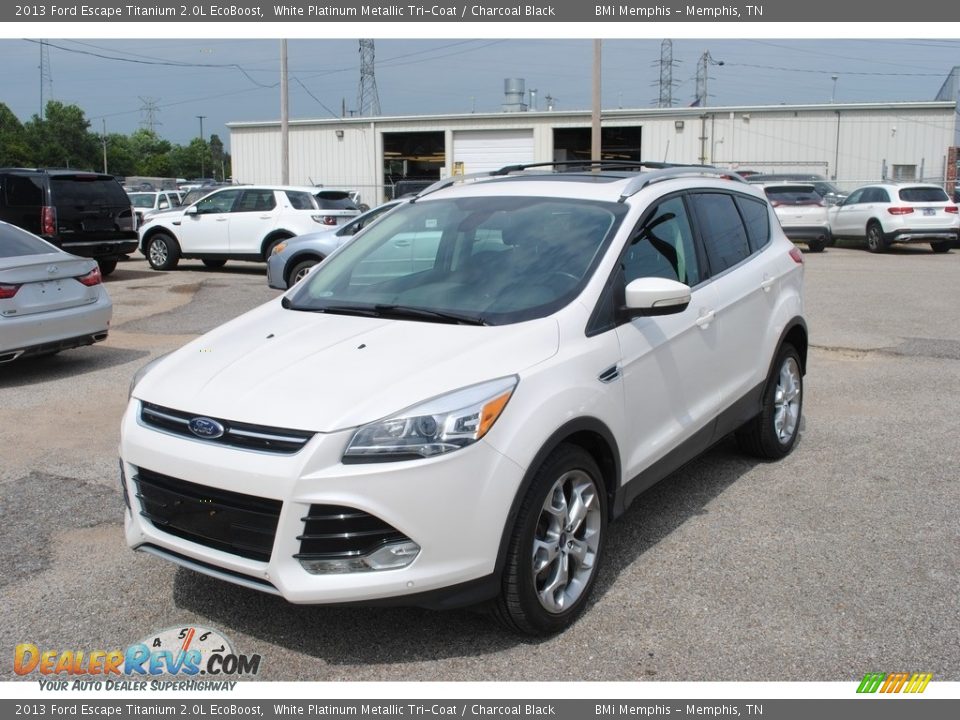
[
  {"left": 265, "top": 254, "right": 288, "bottom": 290},
  {"left": 119, "top": 400, "right": 525, "bottom": 605}
]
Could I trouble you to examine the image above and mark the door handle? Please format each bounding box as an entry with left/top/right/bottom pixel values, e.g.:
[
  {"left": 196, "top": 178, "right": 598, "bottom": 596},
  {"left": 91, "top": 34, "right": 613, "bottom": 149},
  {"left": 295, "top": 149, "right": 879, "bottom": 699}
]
[
  {"left": 695, "top": 310, "right": 715, "bottom": 329},
  {"left": 760, "top": 276, "right": 775, "bottom": 292},
  {"left": 259, "top": 215, "right": 273, "bottom": 219},
  {"left": 216, "top": 217, "right": 228, "bottom": 222}
]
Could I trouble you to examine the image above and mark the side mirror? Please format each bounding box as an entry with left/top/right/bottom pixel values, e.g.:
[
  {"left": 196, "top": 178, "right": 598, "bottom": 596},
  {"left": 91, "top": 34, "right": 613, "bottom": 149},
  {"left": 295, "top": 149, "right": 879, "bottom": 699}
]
[{"left": 623, "top": 277, "right": 691, "bottom": 317}]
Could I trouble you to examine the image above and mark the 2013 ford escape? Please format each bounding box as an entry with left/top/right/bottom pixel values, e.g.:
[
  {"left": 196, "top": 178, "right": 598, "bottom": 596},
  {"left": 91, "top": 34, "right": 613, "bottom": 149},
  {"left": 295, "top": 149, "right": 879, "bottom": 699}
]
[{"left": 121, "top": 163, "right": 807, "bottom": 635}]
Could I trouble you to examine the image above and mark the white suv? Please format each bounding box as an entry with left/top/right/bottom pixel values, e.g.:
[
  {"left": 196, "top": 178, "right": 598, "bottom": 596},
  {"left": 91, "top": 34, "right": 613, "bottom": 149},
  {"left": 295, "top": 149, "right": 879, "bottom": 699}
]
[
  {"left": 829, "top": 182, "right": 959, "bottom": 253},
  {"left": 122, "top": 163, "right": 807, "bottom": 635},
  {"left": 139, "top": 185, "right": 332, "bottom": 270}
]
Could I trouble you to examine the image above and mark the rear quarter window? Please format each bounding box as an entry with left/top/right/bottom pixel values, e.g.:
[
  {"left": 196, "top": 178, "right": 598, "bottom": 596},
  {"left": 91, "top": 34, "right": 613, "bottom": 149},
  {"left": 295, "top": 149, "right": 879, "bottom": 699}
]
[
  {"left": 736, "top": 195, "right": 772, "bottom": 253},
  {"left": 3, "top": 175, "right": 45, "bottom": 206}
]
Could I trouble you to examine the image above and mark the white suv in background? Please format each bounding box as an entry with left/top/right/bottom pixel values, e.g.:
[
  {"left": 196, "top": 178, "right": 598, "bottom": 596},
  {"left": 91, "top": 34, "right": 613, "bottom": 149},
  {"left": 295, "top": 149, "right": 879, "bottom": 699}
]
[
  {"left": 829, "top": 183, "right": 959, "bottom": 253},
  {"left": 122, "top": 163, "right": 807, "bottom": 635},
  {"left": 139, "top": 185, "right": 330, "bottom": 270},
  {"left": 757, "top": 182, "right": 832, "bottom": 252}
]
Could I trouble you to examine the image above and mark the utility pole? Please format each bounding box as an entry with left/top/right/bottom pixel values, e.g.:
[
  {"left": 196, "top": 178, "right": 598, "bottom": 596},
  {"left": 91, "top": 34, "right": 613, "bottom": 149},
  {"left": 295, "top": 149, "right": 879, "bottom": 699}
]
[
  {"left": 592, "top": 40, "right": 601, "bottom": 164},
  {"left": 695, "top": 50, "right": 723, "bottom": 107},
  {"left": 101, "top": 119, "right": 108, "bottom": 174},
  {"left": 197, "top": 115, "right": 206, "bottom": 178},
  {"left": 280, "top": 39, "right": 289, "bottom": 185}
]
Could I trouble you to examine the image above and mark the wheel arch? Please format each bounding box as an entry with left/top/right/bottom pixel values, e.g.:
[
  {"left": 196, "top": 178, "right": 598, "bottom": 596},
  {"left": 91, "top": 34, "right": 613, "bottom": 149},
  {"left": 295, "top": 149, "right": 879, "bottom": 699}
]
[
  {"left": 140, "top": 225, "right": 176, "bottom": 254},
  {"left": 774, "top": 317, "right": 808, "bottom": 376},
  {"left": 285, "top": 252, "right": 325, "bottom": 285},
  {"left": 492, "top": 417, "right": 621, "bottom": 580},
  {"left": 261, "top": 230, "right": 294, "bottom": 259}
]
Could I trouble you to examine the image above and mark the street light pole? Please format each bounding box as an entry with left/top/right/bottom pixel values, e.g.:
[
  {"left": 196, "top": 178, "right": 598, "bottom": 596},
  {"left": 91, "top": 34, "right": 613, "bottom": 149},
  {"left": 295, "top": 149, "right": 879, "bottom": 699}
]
[
  {"left": 831, "top": 75, "right": 839, "bottom": 103},
  {"left": 197, "top": 115, "right": 207, "bottom": 178}
]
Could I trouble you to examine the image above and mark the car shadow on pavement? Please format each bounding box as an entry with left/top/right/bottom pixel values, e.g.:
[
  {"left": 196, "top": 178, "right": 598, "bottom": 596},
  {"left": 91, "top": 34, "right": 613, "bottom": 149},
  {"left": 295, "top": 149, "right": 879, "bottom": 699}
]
[
  {"left": 0, "top": 345, "right": 149, "bottom": 388},
  {"left": 170, "top": 436, "right": 768, "bottom": 665}
]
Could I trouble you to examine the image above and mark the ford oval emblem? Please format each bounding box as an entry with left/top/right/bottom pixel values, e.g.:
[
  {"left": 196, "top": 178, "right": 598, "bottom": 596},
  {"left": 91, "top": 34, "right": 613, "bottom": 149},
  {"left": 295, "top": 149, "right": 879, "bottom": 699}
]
[{"left": 188, "top": 417, "right": 225, "bottom": 440}]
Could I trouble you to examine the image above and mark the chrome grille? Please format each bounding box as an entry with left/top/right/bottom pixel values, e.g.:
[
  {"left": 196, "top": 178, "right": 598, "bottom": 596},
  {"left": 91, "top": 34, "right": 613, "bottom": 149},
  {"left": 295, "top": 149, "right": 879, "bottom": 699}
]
[
  {"left": 134, "top": 467, "right": 281, "bottom": 562},
  {"left": 295, "top": 505, "right": 409, "bottom": 561},
  {"left": 140, "top": 401, "right": 313, "bottom": 454}
]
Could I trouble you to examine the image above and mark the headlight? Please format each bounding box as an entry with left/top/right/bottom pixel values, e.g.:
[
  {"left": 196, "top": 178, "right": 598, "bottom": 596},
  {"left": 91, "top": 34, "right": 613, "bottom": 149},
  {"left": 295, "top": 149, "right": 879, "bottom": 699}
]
[
  {"left": 128, "top": 353, "right": 169, "bottom": 400},
  {"left": 271, "top": 241, "right": 287, "bottom": 255},
  {"left": 343, "top": 376, "right": 518, "bottom": 462}
]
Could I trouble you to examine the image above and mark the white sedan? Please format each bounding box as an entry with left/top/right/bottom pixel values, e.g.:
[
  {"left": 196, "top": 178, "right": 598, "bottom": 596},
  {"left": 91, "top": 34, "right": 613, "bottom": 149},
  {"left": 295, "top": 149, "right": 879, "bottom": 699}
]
[{"left": 0, "top": 221, "right": 112, "bottom": 363}]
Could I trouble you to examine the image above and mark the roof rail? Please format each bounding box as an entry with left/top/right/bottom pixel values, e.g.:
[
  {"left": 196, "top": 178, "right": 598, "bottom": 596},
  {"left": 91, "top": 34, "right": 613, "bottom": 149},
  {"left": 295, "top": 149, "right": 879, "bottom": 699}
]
[
  {"left": 412, "top": 170, "right": 507, "bottom": 201},
  {"left": 618, "top": 166, "right": 747, "bottom": 202}
]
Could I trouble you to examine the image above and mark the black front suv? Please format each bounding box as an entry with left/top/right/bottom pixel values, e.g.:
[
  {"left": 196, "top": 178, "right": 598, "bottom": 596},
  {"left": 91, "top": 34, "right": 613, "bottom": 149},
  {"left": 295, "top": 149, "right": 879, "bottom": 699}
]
[{"left": 0, "top": 168, "right": 138, "bottom": 275}]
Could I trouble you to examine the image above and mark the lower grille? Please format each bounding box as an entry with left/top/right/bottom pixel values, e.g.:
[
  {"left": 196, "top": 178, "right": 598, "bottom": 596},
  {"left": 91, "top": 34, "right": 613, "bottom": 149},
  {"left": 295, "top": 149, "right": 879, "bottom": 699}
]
[
  {"left": 295, "top": 505, "right": 409, "bottom": 560},
  {"left": 134, "top": 467, "right": 281, "bottom": 562}
]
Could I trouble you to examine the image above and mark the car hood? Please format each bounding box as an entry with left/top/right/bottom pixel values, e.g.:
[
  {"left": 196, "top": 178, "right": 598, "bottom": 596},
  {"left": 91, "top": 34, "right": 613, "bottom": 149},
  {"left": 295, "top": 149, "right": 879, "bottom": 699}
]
[{"left": 133, "top": 299, "right": 560, "bottom": 432}]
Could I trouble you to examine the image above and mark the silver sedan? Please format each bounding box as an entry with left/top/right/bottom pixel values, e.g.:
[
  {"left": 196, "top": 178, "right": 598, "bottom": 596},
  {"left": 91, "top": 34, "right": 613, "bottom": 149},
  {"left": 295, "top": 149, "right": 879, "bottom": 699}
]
[
  {"left": 0, "top": 222, "right": 113, "bottom": 363},
  {"left": 266, "top": 200, "right": 405, "bottom": 290}
]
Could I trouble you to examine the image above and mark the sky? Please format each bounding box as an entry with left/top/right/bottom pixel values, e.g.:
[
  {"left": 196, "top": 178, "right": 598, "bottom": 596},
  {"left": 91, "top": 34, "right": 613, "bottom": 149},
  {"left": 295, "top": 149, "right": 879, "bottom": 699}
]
[{"left": 0, "top": 37, "right": 958, "bottom": 148}]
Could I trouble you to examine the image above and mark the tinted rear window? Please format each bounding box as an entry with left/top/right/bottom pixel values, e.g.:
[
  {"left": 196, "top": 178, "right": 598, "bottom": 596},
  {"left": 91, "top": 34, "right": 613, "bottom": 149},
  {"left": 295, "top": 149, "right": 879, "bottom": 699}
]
[
  {"left": 764, "top": 186, "right": 822, "bottom": 204},
  {"left": 690, "top": 192, "right": 752, "bottom": 275},
  {"left": 51, "top": 176, "right": 131, "bottom": 207},
  {"left": 736, "top": 195, "right": 772, "bottom": 253},
  {"left": 0, "top": 223, "right": 57, "bottom": 257},
  {"left": 898, "top": 187, "right": 948, "bottom": 203},
  {"left": 314, "top": 192, "right": 357, "bottom": 210}
]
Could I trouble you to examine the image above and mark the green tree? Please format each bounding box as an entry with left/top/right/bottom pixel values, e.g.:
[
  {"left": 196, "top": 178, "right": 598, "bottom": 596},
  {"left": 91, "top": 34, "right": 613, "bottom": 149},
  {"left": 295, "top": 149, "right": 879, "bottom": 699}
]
[
  {"left": 0, "top": 102, "right": 30, "bottom": 166},
  {"left": 23, "top": 101, "right": 100, "bottom": 169}
]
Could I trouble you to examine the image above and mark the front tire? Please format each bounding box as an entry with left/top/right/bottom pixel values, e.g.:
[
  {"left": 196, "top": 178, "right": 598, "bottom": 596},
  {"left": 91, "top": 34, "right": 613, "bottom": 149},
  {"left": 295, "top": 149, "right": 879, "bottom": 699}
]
[
  {"left": 493, "top": 444, "right": 607, "bottom": 636},
  {"left": 288, "top": 258, "right": 320, "bottom": 286},
  {"left": 146, "top": 233, "right": 180, "bottom": 270},
  {"left": 96, "top": 258, "right": 118, "bottom": 276},
  {"left": 736, "top": 344, "right": 803, "bottom": 460}
]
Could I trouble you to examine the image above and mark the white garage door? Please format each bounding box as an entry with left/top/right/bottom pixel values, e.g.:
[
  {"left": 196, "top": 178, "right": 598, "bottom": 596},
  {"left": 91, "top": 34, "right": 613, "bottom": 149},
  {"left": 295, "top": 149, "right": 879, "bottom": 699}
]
[{"left": 452, "top": 129, "right": 535, "bottom": 175}]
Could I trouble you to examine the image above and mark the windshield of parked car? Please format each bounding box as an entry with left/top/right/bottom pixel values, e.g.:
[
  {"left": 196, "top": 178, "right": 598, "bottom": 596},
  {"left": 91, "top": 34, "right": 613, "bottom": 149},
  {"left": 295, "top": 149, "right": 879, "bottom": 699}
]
[
  {"left": 898, "top": 187, "right": 949, "bottom": 203},
  {"left": 285, "top": 195, "right": 627, "bottom": 325},
  {"left": 0, "top": 223, "right": 57, "bottom": 257}
]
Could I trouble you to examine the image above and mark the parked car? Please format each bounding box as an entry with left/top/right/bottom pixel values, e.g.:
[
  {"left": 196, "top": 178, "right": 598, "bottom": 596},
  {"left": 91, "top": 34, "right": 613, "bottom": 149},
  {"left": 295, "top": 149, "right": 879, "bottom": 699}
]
[
  {"left": 128, "top": 190, "right": 183, "bottom": 227},
  {"left": 122, "top": 162, "right": 807, "bottom": 635},
  {"left": 312, "top": 189, "right": 362, "bottom": 227},
  {"left": 0, "top": 168, "right": 138, "bottom": 276},
  {"left": 139, "top": 185, "right": 330, "bottom": 270},
  {"left": 267, "top": 200, "right": 405, "bottom": 289},
  {"left": 0, "top": 221, "right": 112, "bottom": 363},
  {"left": 747, "top": 174, "right": 847, "bottom": 205},
  {"left": 829, "top": 183, "right": 959, "bottom": 253},
  {"left": 757, "top": 182, "right": 831, "bottom": 252}
]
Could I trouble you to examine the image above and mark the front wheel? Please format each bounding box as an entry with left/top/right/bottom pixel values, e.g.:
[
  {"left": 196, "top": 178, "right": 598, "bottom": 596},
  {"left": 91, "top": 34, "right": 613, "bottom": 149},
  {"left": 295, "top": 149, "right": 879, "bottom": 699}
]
[
  {"left": 493, "top": 444, "right": 607, "bottom": 636},
  {"left": 736, "top": 344, "right": 803, "bottom": 460},
  {"left": 146, "top": 233, "right": 180, "bottom": 270},
  {"left": 96, "top": 258, "right": 118, "bottom": 276},
  {"left": 288, "top": 258, "right": 320, "bottom": 286}
]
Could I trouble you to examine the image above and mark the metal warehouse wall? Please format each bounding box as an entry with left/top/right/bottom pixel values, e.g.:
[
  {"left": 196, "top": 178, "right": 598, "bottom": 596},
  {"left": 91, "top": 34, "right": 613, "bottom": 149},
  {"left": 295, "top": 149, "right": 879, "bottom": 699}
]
[{"left": 229, "top": 102, "right": 956, "bottom": 200}]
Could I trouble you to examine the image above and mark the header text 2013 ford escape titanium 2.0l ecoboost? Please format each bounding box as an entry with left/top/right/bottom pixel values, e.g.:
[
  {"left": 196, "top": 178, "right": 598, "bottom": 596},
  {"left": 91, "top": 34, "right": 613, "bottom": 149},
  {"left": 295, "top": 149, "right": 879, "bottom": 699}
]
[{"left": 122, "top": 162, "right": 807, "bottom": 635}]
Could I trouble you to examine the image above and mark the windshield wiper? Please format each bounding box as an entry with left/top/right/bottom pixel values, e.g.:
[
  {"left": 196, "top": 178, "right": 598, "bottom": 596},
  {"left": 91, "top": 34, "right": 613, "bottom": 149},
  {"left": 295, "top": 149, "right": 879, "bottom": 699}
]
[
  {"left": 282, "top": 297, "right": 382, "bottom": 318},
  {"left": 373, "top": 304, "right": 489, "bottom": 326}
]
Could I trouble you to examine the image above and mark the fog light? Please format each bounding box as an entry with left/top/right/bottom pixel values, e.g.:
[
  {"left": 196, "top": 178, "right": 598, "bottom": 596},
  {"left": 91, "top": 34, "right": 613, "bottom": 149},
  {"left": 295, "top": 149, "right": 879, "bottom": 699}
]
[{"left": 299, "top": 541, "right": 420, "bottom": 574}]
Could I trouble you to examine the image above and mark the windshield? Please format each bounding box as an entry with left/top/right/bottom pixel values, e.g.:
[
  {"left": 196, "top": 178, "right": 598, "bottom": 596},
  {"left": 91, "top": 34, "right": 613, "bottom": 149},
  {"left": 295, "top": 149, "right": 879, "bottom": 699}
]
[{"left": 285, "top": 195, "right": 627, "bottom": 325}]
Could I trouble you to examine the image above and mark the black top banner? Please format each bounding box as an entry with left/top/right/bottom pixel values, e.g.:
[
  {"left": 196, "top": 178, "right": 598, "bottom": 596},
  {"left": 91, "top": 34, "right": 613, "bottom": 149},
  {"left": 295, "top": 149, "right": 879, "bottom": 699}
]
[{"left": 0, "top": 0, "right": 947, "bottom": 23}]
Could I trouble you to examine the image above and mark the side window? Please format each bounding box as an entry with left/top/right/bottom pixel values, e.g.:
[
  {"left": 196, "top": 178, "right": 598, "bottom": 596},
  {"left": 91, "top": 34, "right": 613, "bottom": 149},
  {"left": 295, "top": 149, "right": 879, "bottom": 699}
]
[
  {"left": 284, "top": 191, "right": 316, "bottom": 210},
  {"left": 4, "top": 175, "right": 44, "bottom": 206},
  {"left": 876, "top": 188, "right": 891, "bottom": 203},
  {"left": 689, "top": 192, "right": 751, "bottom": 275},
  {"left": 623, "top": 195, "right": 701, "bottom": 286},
  {"left": 234, "top": 190, "right": 277, "bottom": 213},
  {"left": 735, "top": 195, "right": 770, "bottom": 253},
  {"left": 845, "top": 189, "right": 864, "bottom": 205},
  {"left": 195, "top": 189, "right": 240, "bottom": 214}
]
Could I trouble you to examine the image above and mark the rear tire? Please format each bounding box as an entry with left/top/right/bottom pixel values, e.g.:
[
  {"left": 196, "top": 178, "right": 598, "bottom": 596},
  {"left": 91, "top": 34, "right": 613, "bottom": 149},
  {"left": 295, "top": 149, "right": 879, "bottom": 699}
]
[
  {"left": 96, "top": 258, "right": 118, "bottom": 276},
  {"left": 865, "top": 222, "right": 889, "bottom": 253},
  {"left": 807, "top": 239, "right": 826, "bottom": 253},
  {"left": 492, "top": 444, "right": 607, "bottom": 636},
  {"left": 146, "top": 233, "right": 180, "bottom": 271},
  {"left": 736, "top": 344, "right": 803, "bottom": 460},
  {"left": 930, "top": 241, "right": 951, "bottom": 254}
]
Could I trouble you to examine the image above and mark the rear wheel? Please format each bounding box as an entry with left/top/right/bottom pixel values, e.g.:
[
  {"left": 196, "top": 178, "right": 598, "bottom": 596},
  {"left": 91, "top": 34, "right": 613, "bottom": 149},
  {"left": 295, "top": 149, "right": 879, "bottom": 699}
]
[
  {"left": 737, "top": 344, "right": 803, "bottom": 460},
  {"left": 930, "top": 241, "right": 951, "bottom": 254},
  {"left": 493, "top": 444, "right": 607, "bottom": 636},
  {"left": 96, "top": 258, "right": 118, "bottom": 276},
  {"left": 146, "top": 233, "right": 180, "bottom": 270},
  {"left": 807, "top": 239, "right": 826, "bottom": 253},
  {"left": 202, "top": 258, "right": 228, "bottom": 269},
  {"left": 865, "top": 222, "right": 889, "bottom": 253}
]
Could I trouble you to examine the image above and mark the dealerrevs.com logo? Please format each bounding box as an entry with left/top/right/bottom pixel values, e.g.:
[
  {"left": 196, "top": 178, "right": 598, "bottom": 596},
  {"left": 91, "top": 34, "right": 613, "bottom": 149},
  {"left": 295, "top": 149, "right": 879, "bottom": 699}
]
[
  {"left": 857, "top": 672, "right": 933, "bottom": 694},
  {"left": 14, "top": 626, "right": 261, "bottom": 691}
]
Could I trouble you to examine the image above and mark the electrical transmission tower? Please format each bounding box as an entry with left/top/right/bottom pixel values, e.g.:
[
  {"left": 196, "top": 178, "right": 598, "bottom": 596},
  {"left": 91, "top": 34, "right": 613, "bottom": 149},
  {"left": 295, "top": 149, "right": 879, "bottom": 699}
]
[
  {"left": 39, "top": 40, "right": 53, "bottom": 119},
  {"left": 139, "top": 97, "right": 162, "bottom": 133},
  {"left": 694, "top": 50, "right": 723, "bottom": 107},
  {"left": 656, "top": 39, "right": 678, "bottom": 108},
  {"left": 356, "top": 39, "right": 381, "bottom": 117}
]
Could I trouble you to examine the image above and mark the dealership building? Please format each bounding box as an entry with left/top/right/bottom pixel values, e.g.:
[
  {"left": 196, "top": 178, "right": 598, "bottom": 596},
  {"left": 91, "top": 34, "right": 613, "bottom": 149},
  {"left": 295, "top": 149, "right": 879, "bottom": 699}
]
[{"left": 228, "top": 96, "right": 960, "bottom": 206}]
